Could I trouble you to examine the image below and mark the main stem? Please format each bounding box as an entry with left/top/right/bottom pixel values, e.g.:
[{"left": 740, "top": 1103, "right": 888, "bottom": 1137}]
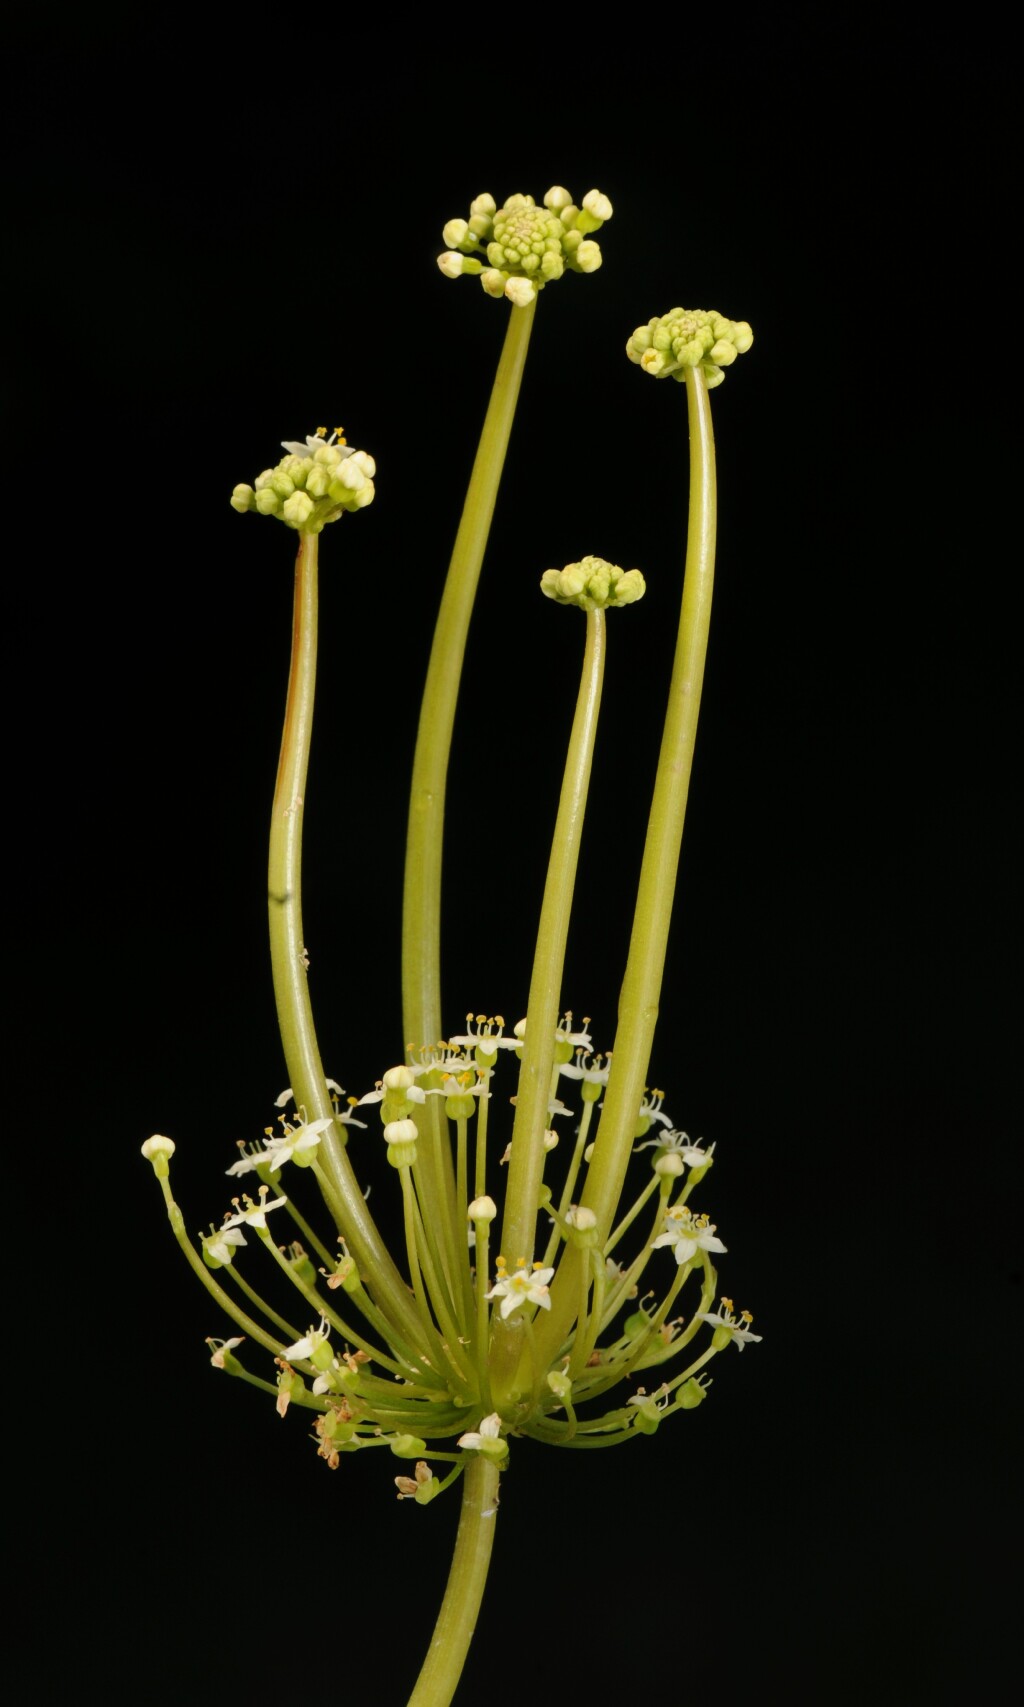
[
  {"left": 533, "top": 366, "right": 718, "bottom": 1369},
  {"left": 402, "top": 301, "right": 536, "bottom": 1053},
  {"left": 407, "top": 1456, "right": 501, "bottom": 1707},
  {"left": 268, "top": 529, "right": 422, "bottom": 1345}
]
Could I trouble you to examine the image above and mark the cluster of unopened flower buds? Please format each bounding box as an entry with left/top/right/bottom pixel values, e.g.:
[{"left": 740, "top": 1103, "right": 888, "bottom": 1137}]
[
  {"left": 540, "top": 556, "right": 646, "bottom": 611},
  {"left": 438, "top": 187, "right": 613, "bottom": 307},
  {"left": 626, "top": 308, "right": 754, "bottom": 388},
  {"left": 230, "top": 428, "right": 376, "bottom": 531}
]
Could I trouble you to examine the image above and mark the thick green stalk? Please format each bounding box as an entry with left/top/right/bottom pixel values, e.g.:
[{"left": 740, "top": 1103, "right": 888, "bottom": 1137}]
[
  {"left": 402, "top": 300, "right": 536, "bottom": 1052},
  {"left": 407, "top": 1455, "right": 501, "bottom": 1707},
  {"left": 268, "top": 530, "right": 422, "bottom": 1346},
  {"left": 532, "top": 366, "right": 718, "bottom": 1369}
]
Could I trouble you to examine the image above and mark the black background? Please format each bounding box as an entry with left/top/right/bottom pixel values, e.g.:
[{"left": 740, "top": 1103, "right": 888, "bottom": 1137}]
[{"left": 8, "top": 25, "right": 1018, "bottom": 1704}]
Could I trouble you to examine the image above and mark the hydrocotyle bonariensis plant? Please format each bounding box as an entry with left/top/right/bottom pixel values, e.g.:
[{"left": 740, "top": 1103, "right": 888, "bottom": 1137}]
[{"left": 142, "top": 185, "right": 757, "bottom": 1706}]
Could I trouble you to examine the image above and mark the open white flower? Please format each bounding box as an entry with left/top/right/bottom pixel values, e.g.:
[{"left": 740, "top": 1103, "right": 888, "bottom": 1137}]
[
  {"left": 280, "top": 428, "right": 356, "bottom": 460},
  {"left": 636, "top": 1129, "right": 716, "bottom": 1169},
  {"left": 226, "top": 1116, "right": 334, "bottom": 1177},
  {"left": 221, "top": 1189, "right": 287, "bottom": 1232},
  {"left": 448, "top": 1015, "right": 520, "bottom": 1056},
  {"left": 458, "top": 1412, "right": 504, "bottom": 1452},
  {"left": 559, "top": 1048, "right": 611, "bottom": 1087},
  {"left": 636, "top": 1088, "right": 674, "bottom": 1131},
  {"left": 698, "top": 1298, "right": 762, "bottom": 1351},
  {"left": 484, "top": 1262, "right": 556, "bottom": 1319},
  {"left": 283, "top": 1314, "right": 330, "bottom": 1362},
  {"left": 203, "top": 1224, "right": 247, "bottom": 1265},
  {"left": 651, "top": 1206, "right": 727, "bottom": 1265}
]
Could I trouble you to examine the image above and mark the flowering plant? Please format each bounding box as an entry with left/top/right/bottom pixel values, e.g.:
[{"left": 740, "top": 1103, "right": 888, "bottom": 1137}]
[{"left": 142, "top": 184, "right": 756, "bottom": 1705}]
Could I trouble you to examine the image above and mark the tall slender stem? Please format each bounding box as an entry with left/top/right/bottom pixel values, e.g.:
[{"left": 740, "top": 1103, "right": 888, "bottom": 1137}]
[
  {"left": 407, "top": 1455, "right": 501, "bottom": 1707},
  {"left": 500, "top": 607, "right": 607, "bottom": 1264},
  {"left": 268, "top": 529, "right": 422, "bottom": 1345},
  {"left": 533, "top": 366, "right": 718, "bottom": 1369},
  {"left": 490, "top": 607, "right": 607, "bottom": 1409},
  {"left": 402, "top": 301, "right": 536, "bottom": 1053}
]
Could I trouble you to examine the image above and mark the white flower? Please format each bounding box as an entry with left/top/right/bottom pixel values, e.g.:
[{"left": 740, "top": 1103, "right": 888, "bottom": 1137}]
[
  {"left": 356, "top": 1066, "right": 427, "bottom": 1108},
  {"left": 448, "top": 1015, "right": 520, "bottom": 1055},
  {"left": 698, "top": 1298, "right": 762, "bottom": 1351},
  {"left": 283, "top": 1314, "right": 330, "bottom": 1362},
  {"left": 221, "top": 1189, "right": 287, "bottom": 1232},
  {"left": 651, "top": 1206, "right": 727, "bottom": 1265},
  {"left": 203, "top": 1224, "right": 247, "bottom": 1265},
  {"left": 513, "top": 1012, "right": 593, "bottom": 1051},
  {"left": 226, "top": 1116, "right": 334, "bottom": 1177},
  {"left": 484, "top": 1262, "right": 556, "bottom": 1319},
  {"left": 636, "top": 1129, "right": 715, "bottom": 1168},
  {"left": 280, "top": 428, "right": 355, "bottom": 460},
  {"left": 559, "top": 1048, "right": 611, "bottom": 1086},
  {"left": 207, "top": 1336, "right": 244, "bottom": 1369},
  {"left": 458, "top": 1412, "right": 504, "bottom": 1451},
  {"left": 637, "top": 1088, "right": 674, "bottom": 1131}
]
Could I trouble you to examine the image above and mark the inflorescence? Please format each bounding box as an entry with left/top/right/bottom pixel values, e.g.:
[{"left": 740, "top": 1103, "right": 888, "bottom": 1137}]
[
  {"left": 438, "top": 187, "right": 613, "bottom": 307},
  {"left": 143, "top": 1011, "right": 759, "bottom": 1501},
  {"left": 626, "top": 308, "right": 754, "bottom": 388},
  {"left": 230, "top": 427, "right": 376, "bottom": 532}
]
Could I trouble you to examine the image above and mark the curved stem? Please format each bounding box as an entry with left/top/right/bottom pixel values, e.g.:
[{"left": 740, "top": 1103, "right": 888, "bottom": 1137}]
[
  {"left": 407, "top": 1455, "right": 501, "bottom": 1707},
  {"left": 532, "top": 366, "right": 718, "bottom": 1371},
  {"left": 268, "top": 529, "right": 423, "bottom": 1347},
  {"left": 402, "top": 301, "right": 536, "bottom": 1054}
]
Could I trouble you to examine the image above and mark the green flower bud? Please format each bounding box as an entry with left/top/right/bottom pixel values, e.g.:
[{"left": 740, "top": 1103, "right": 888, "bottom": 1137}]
[
  {"left": 547, "top": 1368, "right": 572, "bottom": 1401},
  {"left": 384, "top": 1117, "right": 418, "bottom": 1169},
  {"left": 540, "top": 557, "right": 647, "bottom": 613},
  {"left": 230, "top": 483, "right": 255, "bottom": 513},
  {"left": 678, "top": 1377, "right": 709, "bottom": 1410},
  {"left": 282, "top": 491, "right": 314, "bottom": 528},
  {"left": 389, "top": 1433, "right": 428, "bottom": 1459}
]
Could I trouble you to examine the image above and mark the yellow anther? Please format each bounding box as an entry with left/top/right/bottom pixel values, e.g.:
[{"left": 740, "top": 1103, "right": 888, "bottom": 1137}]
[
  {"left": 334, "top": 425, "right": 346, "bottom": 442},
  {"left": 315, "top": 426, "right": 327, "bottom": 438},
  {"left": 532, "top": 1261, "right": 545, "bottom": 1271},
  {"left": 741, "top": 1310, "right": 754, "bottom": 1324},
  {"left": 721, "top": 1297, "right": 734, "bottom": 1311}
]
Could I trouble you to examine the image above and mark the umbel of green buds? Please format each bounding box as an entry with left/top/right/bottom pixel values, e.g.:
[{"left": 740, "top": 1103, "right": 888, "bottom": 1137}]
[
  {"left": 626, "top": 308, "right": 754, "bottom": 389},
  {"left": 541, "top": 556, "right": 646, "bottom": 611},
  {"left": 438, "top": 187, "right": 613, "bottom": 308},
  {"left": 230, "top": 428, "right": 376, "bottom": 532}
]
